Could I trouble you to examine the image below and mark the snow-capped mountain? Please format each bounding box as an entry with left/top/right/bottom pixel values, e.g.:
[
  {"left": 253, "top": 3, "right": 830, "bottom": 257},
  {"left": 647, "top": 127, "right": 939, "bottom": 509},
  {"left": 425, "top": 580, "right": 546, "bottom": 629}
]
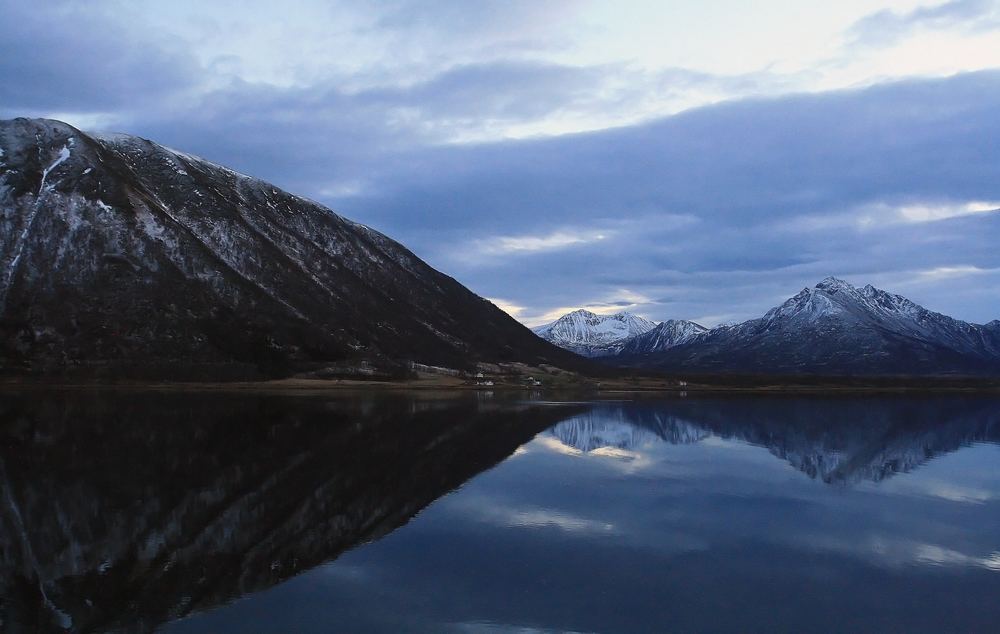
[
  {"left": 532, "top": 309, "right": 656, "bottom": 357},
  {"left": 618, "top": 277, "right": 1000, "bottom": 375},
  {"left": 618, "top": 319, "right": 708, "bottom": 354},
  {"left": 0, "top": 118, "right": 585, "bottom": 378}
]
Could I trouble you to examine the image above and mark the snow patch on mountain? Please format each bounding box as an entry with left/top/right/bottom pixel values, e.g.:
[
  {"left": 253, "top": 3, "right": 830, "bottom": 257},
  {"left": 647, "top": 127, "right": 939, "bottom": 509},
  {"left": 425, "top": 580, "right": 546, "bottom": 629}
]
[
  {"left": 619, "top": 319, "right": 708, "bottom": 354},
  {"left": 533, "top": 309, "right": 656, "bottom": 357},
  {"left": 39, "top": 142, "right": 71, "bottom": 194}
]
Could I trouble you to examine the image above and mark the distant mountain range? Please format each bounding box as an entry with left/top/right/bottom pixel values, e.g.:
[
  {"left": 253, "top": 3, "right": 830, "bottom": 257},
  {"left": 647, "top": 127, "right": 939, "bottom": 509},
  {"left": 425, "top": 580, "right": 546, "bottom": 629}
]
[
  {"left": 0, "top": 118, "right": 585, "bottom": 378},
  {"left": 540, "top": 277, "right": 1000, "bottom": 376}
]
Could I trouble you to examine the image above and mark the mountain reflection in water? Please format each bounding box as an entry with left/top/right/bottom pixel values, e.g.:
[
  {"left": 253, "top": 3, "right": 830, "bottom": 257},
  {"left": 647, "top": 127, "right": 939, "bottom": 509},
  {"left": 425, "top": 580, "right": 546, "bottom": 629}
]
[
  {"left": 1, "top": 392, "right": 998, "bottom": 633},
  {"left": 0, "top": 392, "right": 580, "bottom": 632},
  {"left": 548, "top": 397, "right": 1000, "bottom": 484}
]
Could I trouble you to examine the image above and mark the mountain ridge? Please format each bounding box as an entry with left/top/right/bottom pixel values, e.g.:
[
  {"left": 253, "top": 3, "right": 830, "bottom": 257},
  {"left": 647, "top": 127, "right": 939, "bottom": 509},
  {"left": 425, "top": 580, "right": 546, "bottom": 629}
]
[
  {"left": 532, "top": 309, "right": 656, "bottom": 357},
  {"left": 618, "top": 319, "right": 708, "bottom": 355},
  {"left": 0, "top": 117, "right": 588, "bottom": 378},
  {"left": 616, "top": 277, "right": 1000, "bottom": 376}
]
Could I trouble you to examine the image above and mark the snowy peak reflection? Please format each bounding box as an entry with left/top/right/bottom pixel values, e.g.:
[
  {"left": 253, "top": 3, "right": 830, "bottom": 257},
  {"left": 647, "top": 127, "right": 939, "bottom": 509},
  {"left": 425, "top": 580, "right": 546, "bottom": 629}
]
[
  {"left": 548, "top": 397, "right": 1000, "bottom": 484},
  {"left": 549, "top": 409, "right": 709, "bottom": 452}
]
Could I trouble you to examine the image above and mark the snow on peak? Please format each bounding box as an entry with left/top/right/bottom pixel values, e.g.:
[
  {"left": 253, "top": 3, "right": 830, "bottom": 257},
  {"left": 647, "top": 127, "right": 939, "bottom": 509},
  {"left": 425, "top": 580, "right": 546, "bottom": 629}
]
[
  {"left": 764, "top": 277, "right": 928, "bottom": 326},
  {"left": 815, "top": 276, "right": 855, "bottom": 291},
  {"left": 534, "top": 310, "right": 656, "bottom": 357},
  {"left": 619, "top": 319, "right": 708, "bottom": 355}
]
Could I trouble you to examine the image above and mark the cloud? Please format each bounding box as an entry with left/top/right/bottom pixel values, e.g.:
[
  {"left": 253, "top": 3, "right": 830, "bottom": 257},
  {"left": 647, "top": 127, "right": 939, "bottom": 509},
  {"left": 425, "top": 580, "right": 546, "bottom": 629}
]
[
  {"left": 0, "top": 0, "right": 201, "bottom": 116},
  {"left": 916, "top": 265, "right": 998, "bottom": 281},
  {"left": 475, "top": 229, "right": 609, "bottom": 256},
  {"left": 450, "top": 494, "right": 618, "bottom": 535},
  {"left": 3, "top": 3, "right": 999, "bottom": 326},
  {"left": 43, "top": 68, "right": 996, "bottom": 326},
  {"left": 487, "top": 298, "right": 527, "bottom": 319},
  {"left": 913, "top": 544, "right": 1000, "bottom": 571},
  {"left": 371, "top": 0, "right": 578, "bottom": 53},
  {"left": 327, "top": 71, "right": 1000, "bottom": 324},
  {"left": 897, "top": 200, "right": 1000, "bottom": 222},
  {"left": 69, "top": 59, "right": 764, "bottom": 201},
  {"left": 847, "top": 0, "right": 1000, "bottom": 47}
]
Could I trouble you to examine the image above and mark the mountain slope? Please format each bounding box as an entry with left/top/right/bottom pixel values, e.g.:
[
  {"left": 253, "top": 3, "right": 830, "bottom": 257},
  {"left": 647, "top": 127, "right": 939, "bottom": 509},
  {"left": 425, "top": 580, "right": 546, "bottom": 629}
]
[
  {"left": 618, "top": 277, "right": 1000, "bottom": 375},
  {"left": 532, "top": 309, "right": 656, "bottom": 357},
  {"left": 0, "top": 118, "right": 588, "bottom": 378},
  {"left": 618, "top": 319, "right": 707, "bottom": 354}
]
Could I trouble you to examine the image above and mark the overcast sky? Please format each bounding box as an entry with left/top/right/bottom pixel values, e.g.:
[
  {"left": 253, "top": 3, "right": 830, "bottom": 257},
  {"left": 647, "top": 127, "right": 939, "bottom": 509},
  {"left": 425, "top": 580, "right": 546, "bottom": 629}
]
[{"left": 3, "top": 0, "right": 999, "bottom": 326}]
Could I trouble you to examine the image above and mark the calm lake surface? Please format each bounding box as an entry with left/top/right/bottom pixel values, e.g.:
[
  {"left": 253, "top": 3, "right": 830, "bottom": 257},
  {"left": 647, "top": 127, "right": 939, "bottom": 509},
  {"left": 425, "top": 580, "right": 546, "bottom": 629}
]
[{"left": 2, "top": 391, "right": 999, "bottom": 633}]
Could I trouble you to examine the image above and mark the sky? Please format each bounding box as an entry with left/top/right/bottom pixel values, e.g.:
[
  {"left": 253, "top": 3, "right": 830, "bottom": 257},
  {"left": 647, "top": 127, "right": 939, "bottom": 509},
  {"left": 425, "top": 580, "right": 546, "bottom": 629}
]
[{"left": 3, "top": 0, "right": 999, "bottom": 326}]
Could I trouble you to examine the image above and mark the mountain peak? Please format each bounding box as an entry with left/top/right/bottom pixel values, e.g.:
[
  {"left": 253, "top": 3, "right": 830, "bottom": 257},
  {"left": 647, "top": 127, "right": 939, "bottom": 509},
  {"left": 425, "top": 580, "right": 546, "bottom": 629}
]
[
  {"left": 7, "top": 117, "right": 77, "bottom": 135},
  {"left": 815, "top": 276, "right": 855, "bottom": 291},
  {"left": 619, "top": 319, "right": 708, "bottom": 356},
  {"left": 534, "top": 309, "right": 656, "bottom": 357}
]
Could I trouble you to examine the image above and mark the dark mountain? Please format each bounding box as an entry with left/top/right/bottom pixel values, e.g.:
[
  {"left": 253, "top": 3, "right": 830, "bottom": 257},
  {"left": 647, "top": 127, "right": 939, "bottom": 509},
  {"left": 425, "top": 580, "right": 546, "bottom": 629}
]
[
  {"left": 0, "top": 118, "right": 586, "bottom": 379},
  {"left": 0, "top": 391, "right": 582, "bottom": 632},
  {"left": 618, "top": 277, "right": 1000, "bottom": 376},
  {"left": 617, "top": 319, "right": 707, "bottom": 355}
]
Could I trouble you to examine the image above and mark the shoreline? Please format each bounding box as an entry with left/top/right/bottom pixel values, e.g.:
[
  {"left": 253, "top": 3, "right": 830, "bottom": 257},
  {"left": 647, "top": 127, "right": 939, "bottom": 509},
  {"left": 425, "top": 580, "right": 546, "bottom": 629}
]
[{"left": 2, "top": 376, "right": 999, "bottom": 395}]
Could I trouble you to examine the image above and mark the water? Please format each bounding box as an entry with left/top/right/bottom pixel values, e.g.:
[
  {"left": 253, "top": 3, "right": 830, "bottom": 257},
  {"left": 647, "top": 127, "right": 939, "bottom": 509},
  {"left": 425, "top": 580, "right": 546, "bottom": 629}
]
[{"left": 1, "top": 391, "right": 999, "bottom": 632}]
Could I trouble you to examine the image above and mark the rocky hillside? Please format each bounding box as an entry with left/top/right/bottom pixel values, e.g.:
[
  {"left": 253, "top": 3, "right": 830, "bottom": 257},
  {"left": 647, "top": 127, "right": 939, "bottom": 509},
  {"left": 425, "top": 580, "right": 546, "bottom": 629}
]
[{"left": 0, "top": 118, "right": 586, "bottom": 378}]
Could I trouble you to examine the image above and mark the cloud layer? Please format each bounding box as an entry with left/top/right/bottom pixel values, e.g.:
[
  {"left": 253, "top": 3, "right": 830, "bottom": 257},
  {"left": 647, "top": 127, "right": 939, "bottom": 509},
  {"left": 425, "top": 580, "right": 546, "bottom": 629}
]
[{"left": 2, "top": 0, "right": 999, "bottom": 325}]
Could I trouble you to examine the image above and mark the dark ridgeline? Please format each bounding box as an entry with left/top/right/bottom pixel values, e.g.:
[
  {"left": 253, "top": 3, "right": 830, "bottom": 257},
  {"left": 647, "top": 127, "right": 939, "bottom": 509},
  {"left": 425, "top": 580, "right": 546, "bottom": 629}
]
[
  {"left": 615, "top": 278, "right": 1000, "bottom": 376},
  {"left": 0, "top": 391, "right": 584, "bottom": 632},
  {"left": 0, "top": 118, "right": 588, "bottom": 379}
]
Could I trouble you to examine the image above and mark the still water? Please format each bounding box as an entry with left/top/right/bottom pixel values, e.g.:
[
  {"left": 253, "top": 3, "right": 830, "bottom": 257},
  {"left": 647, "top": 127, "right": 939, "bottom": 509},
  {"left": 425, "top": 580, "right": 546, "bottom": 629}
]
[{"left": 1, "top": 391, "right": 999, "bottom": 633}]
